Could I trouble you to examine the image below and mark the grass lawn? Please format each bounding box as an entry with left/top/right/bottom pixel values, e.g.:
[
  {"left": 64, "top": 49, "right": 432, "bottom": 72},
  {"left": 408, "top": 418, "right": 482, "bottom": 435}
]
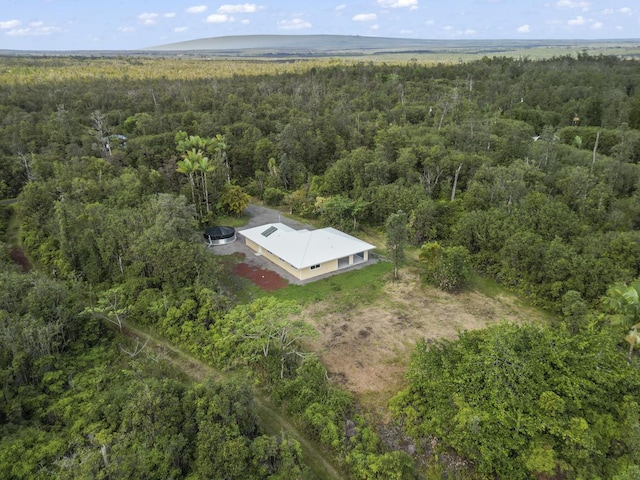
[
  {"left": 260, "top": 261, "right": 393, "bottom": 306},
  {"left": 211, "top": 212, "right": 251, "bottom": 228}
]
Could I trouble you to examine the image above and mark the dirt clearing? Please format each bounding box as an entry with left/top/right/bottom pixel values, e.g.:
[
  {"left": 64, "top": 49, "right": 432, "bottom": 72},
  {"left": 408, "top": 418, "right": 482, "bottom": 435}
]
[
  {"left": 233, "top": 262, "right": 288, "bottom": 291},
  {"left": 302, "top": 270, "right": 548, "bottom": 407}
]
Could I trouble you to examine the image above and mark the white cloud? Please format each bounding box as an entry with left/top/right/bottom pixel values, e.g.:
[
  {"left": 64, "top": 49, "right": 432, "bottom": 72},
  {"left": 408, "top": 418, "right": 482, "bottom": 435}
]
[
  {"left": 336, "top": 4, "right": 347, "bottom": 11},
  {"left": 567, "top": 15, "right": 586, "bottom": 26},
  {"left": 138, "top": 13, "right": 159, "bottom": 25},
  {"left": 40, "top": 26, "right": 62, "bottom": 35},
  {"left": 554, "top": 0, "right": 590, "bottom": 11},
  {"left": 425, "top": 19, "right": 435, "bottom": 26},
  {"left": 206, "top": 14, "right": 232, "bottom": 23},
  {"left": 218, "top": 4, "right": 259, "bottom": 14},
  {"left": 619, "top": 7, "right": 632, "bottom": 15},
  {"left": 241, "top": 19, "right": 250, "bottom": 24},
  {"left": 517, "top": 24, "right": 531, "bottom": 33},
  {"left": 6, "top": 28, "right": 30, "bottom": 36},
  {"left": 186, "top": 5, "right": 207, "bottom": 14},
  {"left": 0, "top": 19, "right": 22, "bottom": 29},
  {"left": 118, "top": 26, "right": 136, "bottom": 33},
  {"left": 591, "top": 21, "right": 602, "bottom": 29},
  {"left": 463, "top": 29, "right": 476, "bottom": 35},
  {"left": 164, "top": 13, "right": 176, "bottom": 18},
  {"left": 371, "top": 24, "right": 379, "bottom": 30},
  {"left": 443, "top": 25, "right": 453, "bottom": 30},
  {"left": 6, "top": 24, "right": 63, "bottom": 36},
  {"left": 377, "top": 0, "right": 418, "bottom": 8},
  {"left": 174, "top": 26, "right": 189, "bottom": 32},
  {"left": 353, "top": 13, "right": 377, "bottom": 21},
  {"left": 603, "top": 8, "right": 614, "bottom": 14},
  {"left": 277, "top": 18, "right": 312, "bottom": 30}
]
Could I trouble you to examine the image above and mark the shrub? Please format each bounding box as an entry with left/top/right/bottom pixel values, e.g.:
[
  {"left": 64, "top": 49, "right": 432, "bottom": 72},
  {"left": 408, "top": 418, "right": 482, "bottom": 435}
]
[
  {"left": 420, "top": 242, "right": 472, "bottom": 292},
  {"left": 263, "top": 187, "right": 286, "bottom": 207}
]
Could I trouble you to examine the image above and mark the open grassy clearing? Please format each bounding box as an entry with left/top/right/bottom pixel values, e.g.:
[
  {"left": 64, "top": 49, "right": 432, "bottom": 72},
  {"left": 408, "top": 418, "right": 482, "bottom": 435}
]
[
  {"left": 263, "top": 260, "right": 551, "bottom": 412},
  {"left": 313, "top": 270, "right": 549, "bottom": 407}
]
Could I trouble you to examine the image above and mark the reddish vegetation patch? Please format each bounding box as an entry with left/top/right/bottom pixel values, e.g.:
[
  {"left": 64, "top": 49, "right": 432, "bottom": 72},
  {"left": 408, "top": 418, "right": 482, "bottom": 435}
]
[
  {"left": 233, "top": 262, "right": 288, "bottom": 291},
  {"left": 9, "top": 247, "right": 31, "bottom": 272}
]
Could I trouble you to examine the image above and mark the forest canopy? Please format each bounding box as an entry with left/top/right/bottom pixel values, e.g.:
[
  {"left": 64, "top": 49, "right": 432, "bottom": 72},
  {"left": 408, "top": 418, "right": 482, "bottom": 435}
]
[{"left": 2, "top": 52, "right": 640, "bottom": 479}]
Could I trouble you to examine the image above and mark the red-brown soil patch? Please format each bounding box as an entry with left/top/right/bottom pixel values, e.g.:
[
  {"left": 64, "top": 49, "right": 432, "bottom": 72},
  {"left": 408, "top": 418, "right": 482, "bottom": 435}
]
[
  {"left": 233, "top": 262, "right": 288, "bottom": 291},
  {"left": 9, "top": 247, "right": 31, "bottom": 272}
]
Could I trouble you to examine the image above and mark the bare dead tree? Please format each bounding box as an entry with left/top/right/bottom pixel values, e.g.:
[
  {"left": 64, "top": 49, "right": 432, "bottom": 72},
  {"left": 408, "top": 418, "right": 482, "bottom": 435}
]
[
  {"left": 100, "top": 445, "right": 109, "bottom": 468},
  {"left": 591, "top": 130, "right": 600, "bottom": 172},
  {"left": 90, "top": 110, "right": 112, "bottom": 158},
  {"left": 119, "top": 336, "right": 150, "bottom": 357},
  {"left": 451, "top": 163, "right": 463, "bottom": 201},
  {"left": 17, "top": 152, "right": 35, "bottom": 183},
  {"left": 420, "top": 165, "right": 442, "bottom": 198}
]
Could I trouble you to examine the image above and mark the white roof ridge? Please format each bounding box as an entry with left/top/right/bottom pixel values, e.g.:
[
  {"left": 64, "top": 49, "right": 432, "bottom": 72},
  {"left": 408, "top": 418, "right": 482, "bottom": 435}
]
[
  {"left": 239, "top": 223, "right": 375, "bottom": 269},
  {"left": 298, "top": 229, "right": 313, "bottom": 266}
]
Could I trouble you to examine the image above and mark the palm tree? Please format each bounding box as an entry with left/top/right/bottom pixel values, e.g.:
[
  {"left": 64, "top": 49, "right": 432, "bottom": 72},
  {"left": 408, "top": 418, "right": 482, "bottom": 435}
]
[
  {"left": 177, "top": 149, "right": 202, "bottom": 218},
  {"left": 176, "top": 133, "right": 209, "bottom": 155},
  {"left": 175, "top": 131, "right": 222, "bottom": 219},
  {"left": 197, "top": 153, "right": 215, "bottom": 215},
  {"left": 176, "top": 153, "right": 198, "bottom": 204},
  {"left": 212, "top": 134, "right": 229, "bottom": 183},
  {"left": 601, "top": 278, "right": 640, "bottom": 362}
]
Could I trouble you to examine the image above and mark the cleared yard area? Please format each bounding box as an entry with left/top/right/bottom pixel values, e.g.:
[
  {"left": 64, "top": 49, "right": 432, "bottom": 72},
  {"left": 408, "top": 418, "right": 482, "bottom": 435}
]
[{"left": 299, "top": 270, "right": 549, "bottom": 408}]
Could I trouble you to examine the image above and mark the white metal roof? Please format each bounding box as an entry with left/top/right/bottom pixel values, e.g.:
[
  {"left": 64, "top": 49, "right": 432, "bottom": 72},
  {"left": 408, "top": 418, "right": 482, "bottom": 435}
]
[{"left": 238, "top": 223, "right": 376, "bottom": 269}]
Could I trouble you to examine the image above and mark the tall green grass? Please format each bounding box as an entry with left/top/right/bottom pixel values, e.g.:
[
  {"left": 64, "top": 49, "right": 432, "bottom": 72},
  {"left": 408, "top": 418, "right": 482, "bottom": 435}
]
[
  {"left": 210, "top": 212, "right": 251, "bottom": 228},
  {"left": 263, "top": 261, "right": 392, "bottom": 307}
]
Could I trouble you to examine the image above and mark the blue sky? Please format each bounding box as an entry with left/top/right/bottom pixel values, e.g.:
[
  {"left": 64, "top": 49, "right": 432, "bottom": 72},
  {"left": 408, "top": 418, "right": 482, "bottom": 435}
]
[{"left": 1, "top": 0, "right": 639, "bottom": 51}]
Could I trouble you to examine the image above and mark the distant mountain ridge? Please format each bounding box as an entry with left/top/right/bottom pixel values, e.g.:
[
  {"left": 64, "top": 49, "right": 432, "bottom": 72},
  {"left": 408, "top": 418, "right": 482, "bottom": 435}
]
[
  {"left": 147, "top": 34, "right": 443, "bottom": 52},
  {"left": 1, "top": 34, "right": 636, "bottom": 58},
  {"left": 147, "top": 34, "right": 603, "bottom": 53},
  {"left": 143, "top": 35, "right": 640, "bottom": 59}
]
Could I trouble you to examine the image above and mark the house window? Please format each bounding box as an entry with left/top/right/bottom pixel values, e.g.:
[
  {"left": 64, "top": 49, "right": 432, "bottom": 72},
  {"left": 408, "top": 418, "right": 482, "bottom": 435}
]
[{"left": 310, "top": 264, "right": 321, "bottom": 270}]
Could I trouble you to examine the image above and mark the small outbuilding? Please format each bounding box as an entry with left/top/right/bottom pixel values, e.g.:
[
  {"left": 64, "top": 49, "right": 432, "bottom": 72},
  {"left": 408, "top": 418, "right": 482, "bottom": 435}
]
[{"left": 238, "top": 223, "right": 375, "bottom": 281}]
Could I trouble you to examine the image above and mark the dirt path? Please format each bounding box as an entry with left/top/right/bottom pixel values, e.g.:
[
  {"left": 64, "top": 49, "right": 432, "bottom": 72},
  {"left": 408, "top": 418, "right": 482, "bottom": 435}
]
[{"left": 122, "top": 321, "right": 344, "bottom": 480}]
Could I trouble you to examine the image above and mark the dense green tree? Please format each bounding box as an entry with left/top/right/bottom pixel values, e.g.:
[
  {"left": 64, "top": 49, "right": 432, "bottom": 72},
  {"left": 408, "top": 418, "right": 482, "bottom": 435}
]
[
  {"left": 419, "top": 242, "right": 472, "bottom": 292},
  {"left": 209, "top": 297, "right": 315, "bottom": 380},
  {"left": 217, "top": 183, "right": 251, "bottom": 216},
  {"left": 314, "top": 194, "right": 368, "bottom": 232},
  {"left": 392, "top": 322, "right": 640, "bottom": 480}
]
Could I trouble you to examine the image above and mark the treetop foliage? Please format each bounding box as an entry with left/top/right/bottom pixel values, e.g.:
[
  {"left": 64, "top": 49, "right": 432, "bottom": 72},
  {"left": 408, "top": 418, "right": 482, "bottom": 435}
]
[
  {"left": 3, "top": 52, "right": 640, "bottom": 478},
  {"left": 392, "top": 322, "right": 640, "bottom": 479}
]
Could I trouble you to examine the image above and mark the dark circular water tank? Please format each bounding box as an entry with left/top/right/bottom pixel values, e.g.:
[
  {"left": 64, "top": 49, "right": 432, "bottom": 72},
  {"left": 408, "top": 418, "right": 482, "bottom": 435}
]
[{"left": 203, "top": 226, "right": 236, "bottom": 245}]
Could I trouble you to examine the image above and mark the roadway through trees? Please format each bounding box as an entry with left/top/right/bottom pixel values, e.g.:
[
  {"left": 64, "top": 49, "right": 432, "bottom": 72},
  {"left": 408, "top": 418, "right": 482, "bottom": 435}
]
[{"left": 121, "top": 320, "right": 344, "bottom": 480}]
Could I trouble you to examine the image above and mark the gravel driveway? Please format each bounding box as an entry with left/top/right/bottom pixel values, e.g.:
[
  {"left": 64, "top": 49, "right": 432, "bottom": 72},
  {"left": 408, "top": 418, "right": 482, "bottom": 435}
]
[
  {"left": 206, "top": 205, "right": 316, "bottom": 285},
  {"left": 207, "top": 204, "right": 376, "bottom": 286}
]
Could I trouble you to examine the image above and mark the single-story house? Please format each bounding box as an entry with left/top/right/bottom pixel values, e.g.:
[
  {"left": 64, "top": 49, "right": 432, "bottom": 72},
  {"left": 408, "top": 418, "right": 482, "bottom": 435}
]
[{"left": 238, "top": 223, "right": 376, "bottom": 281}]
